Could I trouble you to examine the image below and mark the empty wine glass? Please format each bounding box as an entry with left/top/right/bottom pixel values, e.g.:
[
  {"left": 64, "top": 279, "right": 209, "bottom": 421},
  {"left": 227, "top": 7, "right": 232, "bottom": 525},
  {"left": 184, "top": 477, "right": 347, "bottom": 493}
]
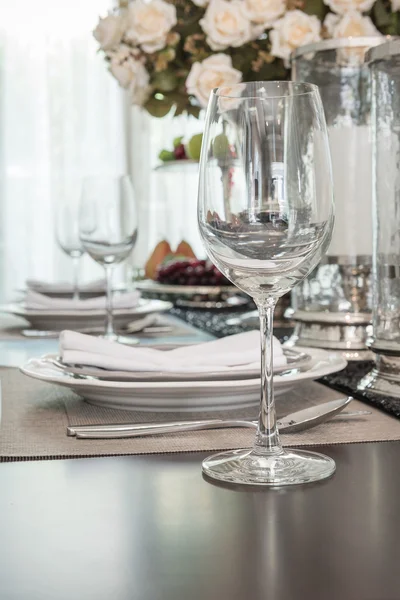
[
  {"left": 198, "top": 82, "right": 335, "bottom": 486},
  {"left": 79, "top": 176, "right": 138, "bottom": 341},
  {"left": 55, "top": 178, "right": 85, "bottom": 300}
]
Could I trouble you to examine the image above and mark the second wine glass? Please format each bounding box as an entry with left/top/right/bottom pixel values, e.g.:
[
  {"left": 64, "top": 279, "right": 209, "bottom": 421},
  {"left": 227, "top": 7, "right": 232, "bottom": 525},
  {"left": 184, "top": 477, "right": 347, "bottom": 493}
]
[{"left": 79, "top": 175, "right": 138, "bottom": 341}]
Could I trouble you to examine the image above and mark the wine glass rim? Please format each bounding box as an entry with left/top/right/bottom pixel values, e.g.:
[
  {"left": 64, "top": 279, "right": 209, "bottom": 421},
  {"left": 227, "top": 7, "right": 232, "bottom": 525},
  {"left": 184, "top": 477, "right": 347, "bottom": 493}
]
[{"left": 212, "top": 81, "right": 319, "bottom": 99}]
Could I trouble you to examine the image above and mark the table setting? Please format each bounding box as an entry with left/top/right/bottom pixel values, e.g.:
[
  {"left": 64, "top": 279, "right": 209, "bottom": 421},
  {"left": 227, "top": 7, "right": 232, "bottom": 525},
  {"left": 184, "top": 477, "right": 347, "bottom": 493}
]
[
  {"left": 5, "top": 6, "right": 400, "bottom": 598},
  {"left": 1, "top": 74, "right": 400, "bottom": 492},
  {"left": 1, "top": 27, "right": 400, "bottom": 491}
]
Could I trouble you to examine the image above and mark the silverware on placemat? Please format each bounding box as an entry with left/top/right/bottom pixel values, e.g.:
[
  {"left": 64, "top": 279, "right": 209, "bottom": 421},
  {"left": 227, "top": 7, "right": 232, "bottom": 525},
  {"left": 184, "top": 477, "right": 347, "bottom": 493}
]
[{"left": 67, "top": 396, "right": 371, "bottom": 439}]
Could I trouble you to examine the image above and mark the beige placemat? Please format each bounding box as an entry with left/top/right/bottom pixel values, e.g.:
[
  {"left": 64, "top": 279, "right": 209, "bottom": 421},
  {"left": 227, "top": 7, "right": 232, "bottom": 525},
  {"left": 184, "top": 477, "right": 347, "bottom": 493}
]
[{"left": 1, "top": 367, "right": 400, "bottom": 461}]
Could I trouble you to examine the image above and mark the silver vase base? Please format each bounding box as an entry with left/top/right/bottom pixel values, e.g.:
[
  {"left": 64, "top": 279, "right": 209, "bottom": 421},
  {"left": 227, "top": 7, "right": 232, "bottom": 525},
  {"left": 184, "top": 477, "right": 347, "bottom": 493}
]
[
  {"left": 202, "top": 448, "right": 336, "bottom": 487},
  {"left": 285, "top": 313, "right": 373, "bottom": 361},
  {"left": 358, "top": 352, "right": 400, "bottom": 398}
]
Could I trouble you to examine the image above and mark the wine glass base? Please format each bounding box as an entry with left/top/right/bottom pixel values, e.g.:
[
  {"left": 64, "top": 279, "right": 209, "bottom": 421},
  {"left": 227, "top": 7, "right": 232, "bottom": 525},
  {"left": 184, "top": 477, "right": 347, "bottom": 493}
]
[{"left": 202, "top": 448, "right": 335, "bottom": 487}]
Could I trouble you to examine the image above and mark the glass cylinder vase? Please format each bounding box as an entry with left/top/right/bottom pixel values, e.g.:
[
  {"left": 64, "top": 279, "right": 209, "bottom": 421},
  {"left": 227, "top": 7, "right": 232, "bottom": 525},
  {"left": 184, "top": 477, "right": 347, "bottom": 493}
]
[
  {"left": 289, "top": 37, "right": 389, "bottom": 359},
  {"left": 359, "top": 39, "right": 400, "bottom": 396}
]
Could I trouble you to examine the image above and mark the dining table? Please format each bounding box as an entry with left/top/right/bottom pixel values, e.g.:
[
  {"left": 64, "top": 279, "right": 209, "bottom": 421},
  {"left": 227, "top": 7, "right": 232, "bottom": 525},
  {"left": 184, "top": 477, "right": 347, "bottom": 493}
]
[{"left": 0, "top": 310, "right": 400, "bottom": 600}]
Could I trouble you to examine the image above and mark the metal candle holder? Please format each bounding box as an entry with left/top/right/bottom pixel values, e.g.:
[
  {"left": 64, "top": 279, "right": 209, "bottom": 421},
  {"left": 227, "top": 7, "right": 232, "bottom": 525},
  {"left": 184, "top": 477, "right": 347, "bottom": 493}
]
[
  {"left": 289, "top": 37, "right": 391, "bottom": 359},
  {"left": 286, "top": 257, "right": 372, "bottom": 360}
]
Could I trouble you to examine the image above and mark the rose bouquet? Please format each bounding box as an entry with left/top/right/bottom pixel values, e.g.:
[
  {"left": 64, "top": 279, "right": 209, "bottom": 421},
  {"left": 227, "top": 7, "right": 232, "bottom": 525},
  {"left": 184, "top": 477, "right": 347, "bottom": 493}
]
[{"left": 94, "top": 0, "right": 399, "bottom": 117}]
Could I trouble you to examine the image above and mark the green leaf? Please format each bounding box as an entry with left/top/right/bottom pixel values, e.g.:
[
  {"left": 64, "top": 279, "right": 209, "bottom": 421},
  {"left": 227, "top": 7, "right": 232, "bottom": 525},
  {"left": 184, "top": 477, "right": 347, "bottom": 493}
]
[
  {"left": 152, "top": 71, "right": 178, "bottom": 93},
  {"left": 144, "top": 95, "right": 174, "bottom": 118},
  {"left": 251, "top": 60, "right": 288, "bottom": 81},
  {"left": 174, "top": 104, "right": 186, "bottom": 116},
  {"left": 373, "top": 0, "right": 391, "bottom": 27},
  {"left": 379, "top": 10, "right": 398, "bottom": 34},
  {"left": 302, "top": 0, "right": 328, "bottom": 20},
  {"left": 186, "top": 104, "right": 202, "bottom": 118},
  {"left": 230, "top": 45, "right": 258, "bottom": 72}
]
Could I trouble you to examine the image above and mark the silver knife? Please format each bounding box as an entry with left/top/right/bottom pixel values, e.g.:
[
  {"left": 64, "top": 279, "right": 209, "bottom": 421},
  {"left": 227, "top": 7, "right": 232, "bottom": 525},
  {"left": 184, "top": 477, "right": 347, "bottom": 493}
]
[{"left": 67, "top": 396, "right": 357, "bottom": 439}]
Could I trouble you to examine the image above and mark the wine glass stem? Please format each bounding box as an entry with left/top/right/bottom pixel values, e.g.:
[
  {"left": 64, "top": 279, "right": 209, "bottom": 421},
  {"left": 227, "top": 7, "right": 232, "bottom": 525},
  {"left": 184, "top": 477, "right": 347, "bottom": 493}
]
[
  {"left": 254, "top": 298, "right": 282, "bottom": 456},
  {"left": 72, "top": 256, "right": 80, "bottom": 301},
  {"left": 104, "top": 265, "right": 115, "bottom": 339}
]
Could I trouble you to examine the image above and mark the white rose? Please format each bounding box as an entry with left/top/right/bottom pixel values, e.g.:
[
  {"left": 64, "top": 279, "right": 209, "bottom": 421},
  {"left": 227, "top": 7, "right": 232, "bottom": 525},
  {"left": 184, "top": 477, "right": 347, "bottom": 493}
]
[
  {"left": 109, "top": 55, "right": 150, "bottom": 106},
  {"left": 392, "top": 0, "right": 400, "bottom": 11},
  {"left": 323, "top": 12, "right": 341, "bottom": 34},
  {"left": 243, "top": 0, "right": 286, "bottom": 28},
  {"left": 186, "top": 53, "right": 242, "bottom": 108},
  {"left": 324, "top": 10, "right": 381, "bottom": 37},
  {"left": 217, "top": 83, "right": 245, "bottom": 112},
  {"left": 200, "top": 0, "right": 257, "bottom": 51},
  {"left": 270, "top": 10, "right": 321, "bottom": 66},
  {"left": 323, "top": 0, "right": 375, "bottom": 14},
  {"left": 125, "top": 0, "right": 177, "bottom": 53},
  {"left": 192, "top": 0, "right": 210, "bottom": 6},
  {"left": 93, "top": 14, "right": 126, "bottom": 51}
]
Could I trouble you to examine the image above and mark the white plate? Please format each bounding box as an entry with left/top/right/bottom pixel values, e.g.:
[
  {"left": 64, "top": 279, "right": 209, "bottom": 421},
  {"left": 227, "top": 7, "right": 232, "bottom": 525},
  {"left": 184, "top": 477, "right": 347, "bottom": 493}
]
[
  {"left": 20, "top": 348, "right": 347, "bottom": 412},
  {"left": 17, "top": 283, "right": 127, "bottom": 299},
  {"left": 45, "top": 348, "right": 311, "bottom": 382},
  {"left": 0, "top": 299, "right": 173, "bottom": 331}
]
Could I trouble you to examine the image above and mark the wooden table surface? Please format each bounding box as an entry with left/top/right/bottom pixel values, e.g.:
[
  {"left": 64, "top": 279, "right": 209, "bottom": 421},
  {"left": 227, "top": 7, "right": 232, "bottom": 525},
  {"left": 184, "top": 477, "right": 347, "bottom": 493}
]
[{"left": 0, "top": 442, "right": 399, "bottom": 600}]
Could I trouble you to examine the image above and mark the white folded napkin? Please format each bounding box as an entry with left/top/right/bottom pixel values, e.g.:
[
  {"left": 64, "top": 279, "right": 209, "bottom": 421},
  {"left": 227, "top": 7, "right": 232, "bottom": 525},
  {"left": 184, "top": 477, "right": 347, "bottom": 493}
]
[
  {"left": 59, "top": 330, "right": 286, "bottom": 373},
  {"left": 26, "top": 278, "right": 106, "bottom": 294},
  {"left": 25, "top": 290, "right": 140, "bottom": 311}
]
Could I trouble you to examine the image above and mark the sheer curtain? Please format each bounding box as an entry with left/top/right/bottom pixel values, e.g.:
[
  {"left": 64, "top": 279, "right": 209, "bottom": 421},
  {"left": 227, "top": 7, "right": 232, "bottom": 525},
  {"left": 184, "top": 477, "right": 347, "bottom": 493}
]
[{"left": 0, "top": 0, "right": 126, "bottom": 301}]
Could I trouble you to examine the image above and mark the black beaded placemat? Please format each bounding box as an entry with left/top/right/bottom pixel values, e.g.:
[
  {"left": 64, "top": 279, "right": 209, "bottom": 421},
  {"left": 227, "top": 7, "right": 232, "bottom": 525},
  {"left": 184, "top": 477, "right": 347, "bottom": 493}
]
[
  {"left": 170, "top": 307, "right": 256, "bottom": 338},
  {"left": 170, "top": 307, "right": 400, "bottom": 420},
  {"left": 319, "top": 361, "right": 400, "bottom": 419},
  {"left": 170, "top": 307, "right": 292, "bottom": 340}
]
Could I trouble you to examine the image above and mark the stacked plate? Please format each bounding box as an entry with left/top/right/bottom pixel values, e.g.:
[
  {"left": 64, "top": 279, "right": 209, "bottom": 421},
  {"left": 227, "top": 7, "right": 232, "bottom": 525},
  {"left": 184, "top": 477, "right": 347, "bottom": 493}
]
[
  {"left": 21, "top": 346, "right": 347, "bottom": 412},
  {"left": 1, "top": 298, "right": 173, "bottom": 332},
  {"left": 19, "top": 279, "right": 110, "bottom": 299}
]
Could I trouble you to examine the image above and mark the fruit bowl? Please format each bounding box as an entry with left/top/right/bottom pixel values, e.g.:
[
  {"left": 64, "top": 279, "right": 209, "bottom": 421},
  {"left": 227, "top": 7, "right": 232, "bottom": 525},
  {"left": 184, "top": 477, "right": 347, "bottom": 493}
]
[
  {"left": 139, "top": 258, "right": 249, "bottom": 309},
  {"left": 156, "top": 258, "right": 230, "bottom": 287}
]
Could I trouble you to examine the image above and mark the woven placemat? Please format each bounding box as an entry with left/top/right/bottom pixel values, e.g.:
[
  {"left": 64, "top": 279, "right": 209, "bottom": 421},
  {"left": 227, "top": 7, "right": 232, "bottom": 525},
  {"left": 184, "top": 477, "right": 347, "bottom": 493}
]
[{"left": 0, "top": 367, "right": 399, "bottom": 462}]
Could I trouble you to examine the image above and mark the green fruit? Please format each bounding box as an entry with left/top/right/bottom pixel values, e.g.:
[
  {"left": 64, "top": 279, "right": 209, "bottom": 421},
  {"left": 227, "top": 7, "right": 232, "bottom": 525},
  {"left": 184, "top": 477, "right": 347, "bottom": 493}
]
[
  {"left": 213, "top": 134, "right": 230, "bottom": 159},
  {"left": 158, "top": 149, "right": 175, "bottom": 162},
  {"left": 186, "top": 133, "right": 203, "bottom": 161},
  {"left": 173, "top": 136, "right": 184, "bottom": 149}
]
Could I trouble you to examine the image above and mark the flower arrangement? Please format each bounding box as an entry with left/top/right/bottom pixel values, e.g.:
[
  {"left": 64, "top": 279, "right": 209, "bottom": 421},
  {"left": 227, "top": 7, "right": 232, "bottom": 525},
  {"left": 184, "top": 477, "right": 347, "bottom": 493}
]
[{"left": 94, "top": 0, "right": 399, "bottom": 118}]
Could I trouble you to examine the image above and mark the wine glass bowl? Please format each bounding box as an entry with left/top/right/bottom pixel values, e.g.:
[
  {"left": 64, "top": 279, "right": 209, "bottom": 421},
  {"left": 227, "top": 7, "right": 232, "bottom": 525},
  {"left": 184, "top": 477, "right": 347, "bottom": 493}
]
[
  {"left": 198, "top": 81, "right": 335, "bottom": 486},
  {"left": 199, "top": 81, "right": 334, "bottom": 303}
]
